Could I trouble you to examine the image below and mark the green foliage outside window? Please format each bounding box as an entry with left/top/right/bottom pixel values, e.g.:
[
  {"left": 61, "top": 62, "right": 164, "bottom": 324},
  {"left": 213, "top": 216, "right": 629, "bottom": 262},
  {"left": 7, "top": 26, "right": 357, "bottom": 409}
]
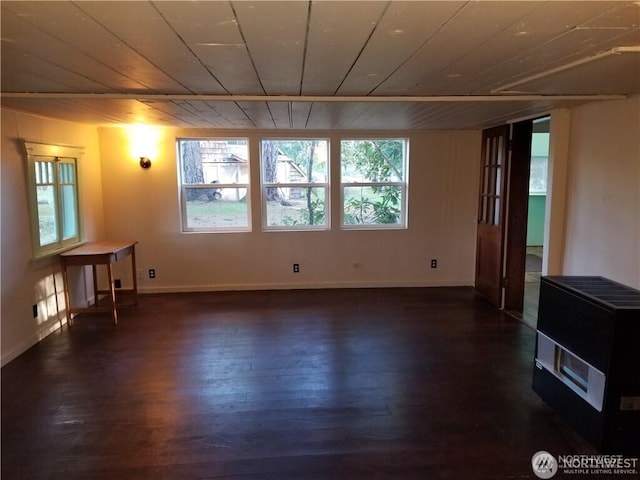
[{"left": 341, "top": 139, "right": 408, "bottom": 227}]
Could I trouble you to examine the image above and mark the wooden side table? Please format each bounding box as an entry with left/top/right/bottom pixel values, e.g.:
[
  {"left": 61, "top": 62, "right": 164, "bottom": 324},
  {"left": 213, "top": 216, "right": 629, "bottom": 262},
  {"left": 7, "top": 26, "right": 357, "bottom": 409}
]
[{"left": 60, "top": 240, "right": 138, "bottom": 325}]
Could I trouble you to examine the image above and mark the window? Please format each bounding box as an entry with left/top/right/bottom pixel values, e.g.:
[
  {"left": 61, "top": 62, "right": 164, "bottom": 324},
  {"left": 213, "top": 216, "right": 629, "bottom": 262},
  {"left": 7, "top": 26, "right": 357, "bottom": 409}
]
[
  {"left": 177, "top": 138, "right": 250, "bottom": 232},
  {"left": 260, "top": 139, "right": 329, "bottom": 230},
  {"left": 340, "top": 139, "right": 409, "bottom": 228},
  {"left": 529, "top": 132, "right": 549, "bottom": 194},
  {"left": 24, "top": 141, "right": 83, "bottom": 258}
]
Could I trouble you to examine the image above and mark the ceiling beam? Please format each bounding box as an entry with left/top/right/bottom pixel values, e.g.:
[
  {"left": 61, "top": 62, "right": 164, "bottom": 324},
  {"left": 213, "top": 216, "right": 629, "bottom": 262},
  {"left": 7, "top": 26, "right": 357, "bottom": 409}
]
[
  {"left": 0, "top": 93, "right": 626, "bottom": 102},
  {"left": 492, "top": 46, "right": 640, "bottom": 94}
]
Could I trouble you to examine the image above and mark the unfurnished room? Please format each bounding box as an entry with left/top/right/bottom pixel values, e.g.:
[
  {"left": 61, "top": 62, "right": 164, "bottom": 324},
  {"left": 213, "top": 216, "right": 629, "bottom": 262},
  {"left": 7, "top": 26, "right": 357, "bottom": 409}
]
[{"left": 1, "top": 1, "right": 639, "bottom": 479}]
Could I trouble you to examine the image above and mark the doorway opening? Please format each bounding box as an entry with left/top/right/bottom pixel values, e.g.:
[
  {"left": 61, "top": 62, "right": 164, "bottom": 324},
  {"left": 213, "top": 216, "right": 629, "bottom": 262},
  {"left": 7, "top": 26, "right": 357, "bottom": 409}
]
[
  {"left": 522, "top": 116, "right": 550, "bottom": 328},
  {"left": 475, "top": 115, "right": 553, "bottom": 320}
]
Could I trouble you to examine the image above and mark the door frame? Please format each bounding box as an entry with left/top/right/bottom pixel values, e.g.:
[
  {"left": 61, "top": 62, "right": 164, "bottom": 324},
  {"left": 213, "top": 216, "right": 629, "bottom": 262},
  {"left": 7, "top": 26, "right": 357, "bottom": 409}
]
[
  {"left": 477, "top": 114, "right": 556, "bottom": 313},
  {"left": 503, "top": 120, "right": 534, "bottom": 312}
]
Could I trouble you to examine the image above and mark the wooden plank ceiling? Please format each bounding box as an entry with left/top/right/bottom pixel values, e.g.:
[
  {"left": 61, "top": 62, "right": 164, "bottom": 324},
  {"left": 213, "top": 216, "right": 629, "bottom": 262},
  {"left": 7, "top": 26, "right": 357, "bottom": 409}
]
[{"left": 1, "top": 1, "right": 639, "bottom": 130}]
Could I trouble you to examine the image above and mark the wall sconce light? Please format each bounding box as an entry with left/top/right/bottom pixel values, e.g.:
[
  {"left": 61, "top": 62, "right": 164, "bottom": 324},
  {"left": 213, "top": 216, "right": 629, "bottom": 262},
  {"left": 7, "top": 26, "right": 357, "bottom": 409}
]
[{"left": 139, "top": 156, "right": 152, "bottom": 169}]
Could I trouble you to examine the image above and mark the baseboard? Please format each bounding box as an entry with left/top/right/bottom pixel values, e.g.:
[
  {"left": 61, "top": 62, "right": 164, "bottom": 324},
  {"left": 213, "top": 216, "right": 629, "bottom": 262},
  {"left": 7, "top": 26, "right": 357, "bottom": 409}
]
[{"left": 138, "top": 279, "right": 474, "bottom": 294}]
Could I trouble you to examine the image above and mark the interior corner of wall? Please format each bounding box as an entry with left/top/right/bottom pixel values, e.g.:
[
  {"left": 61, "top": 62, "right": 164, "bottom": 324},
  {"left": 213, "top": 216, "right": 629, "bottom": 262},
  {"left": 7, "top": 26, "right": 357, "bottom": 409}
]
[{"left": 543, "top": 108, "right": 572, "bottom": 276}]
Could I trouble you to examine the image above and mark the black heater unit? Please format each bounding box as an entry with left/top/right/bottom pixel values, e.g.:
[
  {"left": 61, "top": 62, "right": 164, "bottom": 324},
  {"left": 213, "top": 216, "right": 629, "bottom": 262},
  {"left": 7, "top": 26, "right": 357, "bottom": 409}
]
[{"left": 532, "top": 276, "right": 640, "bottom": 454}]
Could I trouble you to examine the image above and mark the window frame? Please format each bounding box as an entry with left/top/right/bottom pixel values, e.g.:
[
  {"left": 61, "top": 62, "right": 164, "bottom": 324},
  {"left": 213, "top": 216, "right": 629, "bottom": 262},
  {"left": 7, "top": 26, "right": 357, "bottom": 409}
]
[
  {"left": 176, "top": 137, "right": 251, "bottom": 233},
  {"left": 23, "top": 140, "right": 84, "bottom": 259},
  {"left": 260, "top": 138, "right": 331, "bottom": 232},
  {"left": 340, "top": 138, "right": 409, "bottom": 230}
]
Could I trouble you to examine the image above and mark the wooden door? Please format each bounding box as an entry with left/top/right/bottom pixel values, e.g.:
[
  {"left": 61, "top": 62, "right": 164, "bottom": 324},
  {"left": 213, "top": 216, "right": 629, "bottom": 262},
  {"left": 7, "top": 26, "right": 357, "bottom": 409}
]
[{"left": 475, "top": 125, "right": 509, "bottom": 307}]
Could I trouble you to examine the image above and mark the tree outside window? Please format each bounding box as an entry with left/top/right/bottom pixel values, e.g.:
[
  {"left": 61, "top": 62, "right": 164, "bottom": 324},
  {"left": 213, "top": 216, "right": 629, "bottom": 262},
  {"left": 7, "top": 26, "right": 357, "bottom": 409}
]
[
  {"left": 261, "top": 139, "right": 329, "bottom": 230},
  {"left": 340, "top": 139, "right": 409, "bottom": 228},
  {"left": 177, "top": 138, "right": 250, "bottom": 232}
]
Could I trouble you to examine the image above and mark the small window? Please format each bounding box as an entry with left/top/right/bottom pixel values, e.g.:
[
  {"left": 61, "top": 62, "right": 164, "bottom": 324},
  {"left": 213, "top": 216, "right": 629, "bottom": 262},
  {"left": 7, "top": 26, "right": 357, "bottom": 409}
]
[
  {"left": 530, "top": 132, "right": 549, "bottom": 194},
  {"left": 260, "top": 139, "right": 329, "bottom": 230},
  {"left": 24, "top": 141, "right": 83, "bottom": 258},
  {"left": 177, "top": 138, "right": 251, "bottom": 232},
  {"left": 340, "top": 139, "right": 409, "bottom": 228}
]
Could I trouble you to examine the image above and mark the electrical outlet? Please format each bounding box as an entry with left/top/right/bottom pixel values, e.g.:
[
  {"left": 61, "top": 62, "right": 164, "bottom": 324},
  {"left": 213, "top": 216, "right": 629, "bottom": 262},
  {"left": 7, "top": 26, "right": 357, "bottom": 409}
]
[
  {"left": 431, "top": 259, "right": 438, "bottom": 268},
  {"left": 32, "top": 304, "right": 38, "bottom": 318},
  {"left": 293, "top": 263, "right": 300, "bottom": 273},
  {"left": 149, "top": 268, "right": 156, "bottom": 279},
  {"left": 114, "top": 279, "right": 122, "bottom": 289}
]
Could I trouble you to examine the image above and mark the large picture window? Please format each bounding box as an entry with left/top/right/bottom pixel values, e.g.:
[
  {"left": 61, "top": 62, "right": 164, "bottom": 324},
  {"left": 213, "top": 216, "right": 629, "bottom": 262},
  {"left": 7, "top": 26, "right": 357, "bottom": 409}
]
[
  {"left": 340, "top": 139, "right": 409, "bottom": 228},
  {"left": 260, "top": 139, "right": 329, "bottom": 230},
  {"left": 24, "top": 141, "right": 83, "bottom": 259},
  {"left": 177, "top": 138, "right": 250, "bottom": 232}
]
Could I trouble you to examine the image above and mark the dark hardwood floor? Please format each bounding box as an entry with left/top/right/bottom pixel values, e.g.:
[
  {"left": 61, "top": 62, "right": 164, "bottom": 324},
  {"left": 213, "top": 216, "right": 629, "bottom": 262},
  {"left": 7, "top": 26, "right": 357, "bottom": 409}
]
[
  {"left": 523, "top": 246, "right": 544, "bottom": 330},
  {"left": 2, "top": 287, "right": 595, "bottom": 479}
]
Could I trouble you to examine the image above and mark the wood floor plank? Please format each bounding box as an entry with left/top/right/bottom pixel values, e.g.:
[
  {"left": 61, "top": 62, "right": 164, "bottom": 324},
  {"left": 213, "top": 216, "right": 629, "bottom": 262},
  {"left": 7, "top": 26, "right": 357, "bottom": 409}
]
[{"left": 2, "top": 287, "right": 595, "bottom": 479}]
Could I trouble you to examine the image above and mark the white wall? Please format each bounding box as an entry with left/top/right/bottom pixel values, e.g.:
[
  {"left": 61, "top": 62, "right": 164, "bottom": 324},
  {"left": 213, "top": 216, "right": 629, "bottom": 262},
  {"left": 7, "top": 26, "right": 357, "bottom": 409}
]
[
  {"left": 98, "top": 127, "right": 482, "bottom": 292},
  {"left": 1, "top": 109, "right": 105, "bottom": 365},
  {"left": 562, "top": 95, "right": 640, "bottom": 288}
]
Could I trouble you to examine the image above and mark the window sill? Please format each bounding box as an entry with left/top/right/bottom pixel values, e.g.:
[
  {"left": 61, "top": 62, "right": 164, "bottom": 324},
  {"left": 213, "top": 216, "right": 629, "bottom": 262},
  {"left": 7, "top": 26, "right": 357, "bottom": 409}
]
[{"left": 32, "top": 240, "right": 86, "bottom": 262}]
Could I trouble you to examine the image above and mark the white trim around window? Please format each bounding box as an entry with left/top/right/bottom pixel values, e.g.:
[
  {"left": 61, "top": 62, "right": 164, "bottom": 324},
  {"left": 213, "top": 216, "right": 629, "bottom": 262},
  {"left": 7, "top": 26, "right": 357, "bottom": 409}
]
[
  {"left": 340, "top": 138, "right": 409, "bottom": 230},
  {"left": 260, "top": 138, "right": 330, "bottom": 231},
  {"left": 176, "top": 137, "right": 251, "bottom": 233}
]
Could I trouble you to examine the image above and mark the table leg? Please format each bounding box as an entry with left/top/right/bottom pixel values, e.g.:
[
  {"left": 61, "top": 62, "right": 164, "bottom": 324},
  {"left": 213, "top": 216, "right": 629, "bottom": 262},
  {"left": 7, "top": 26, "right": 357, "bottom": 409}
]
[
  {"left": 107, "top": 263, "right": 118, "bottom": 325},
  {"left": 131, "top": 244, "right": 138, "bottom": 305},
  {"left": 92, "top": 264, "right": 98, "bottom": 307},
  {"left": 61, "top": 264, "right": 73, "bottom": 327}
]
